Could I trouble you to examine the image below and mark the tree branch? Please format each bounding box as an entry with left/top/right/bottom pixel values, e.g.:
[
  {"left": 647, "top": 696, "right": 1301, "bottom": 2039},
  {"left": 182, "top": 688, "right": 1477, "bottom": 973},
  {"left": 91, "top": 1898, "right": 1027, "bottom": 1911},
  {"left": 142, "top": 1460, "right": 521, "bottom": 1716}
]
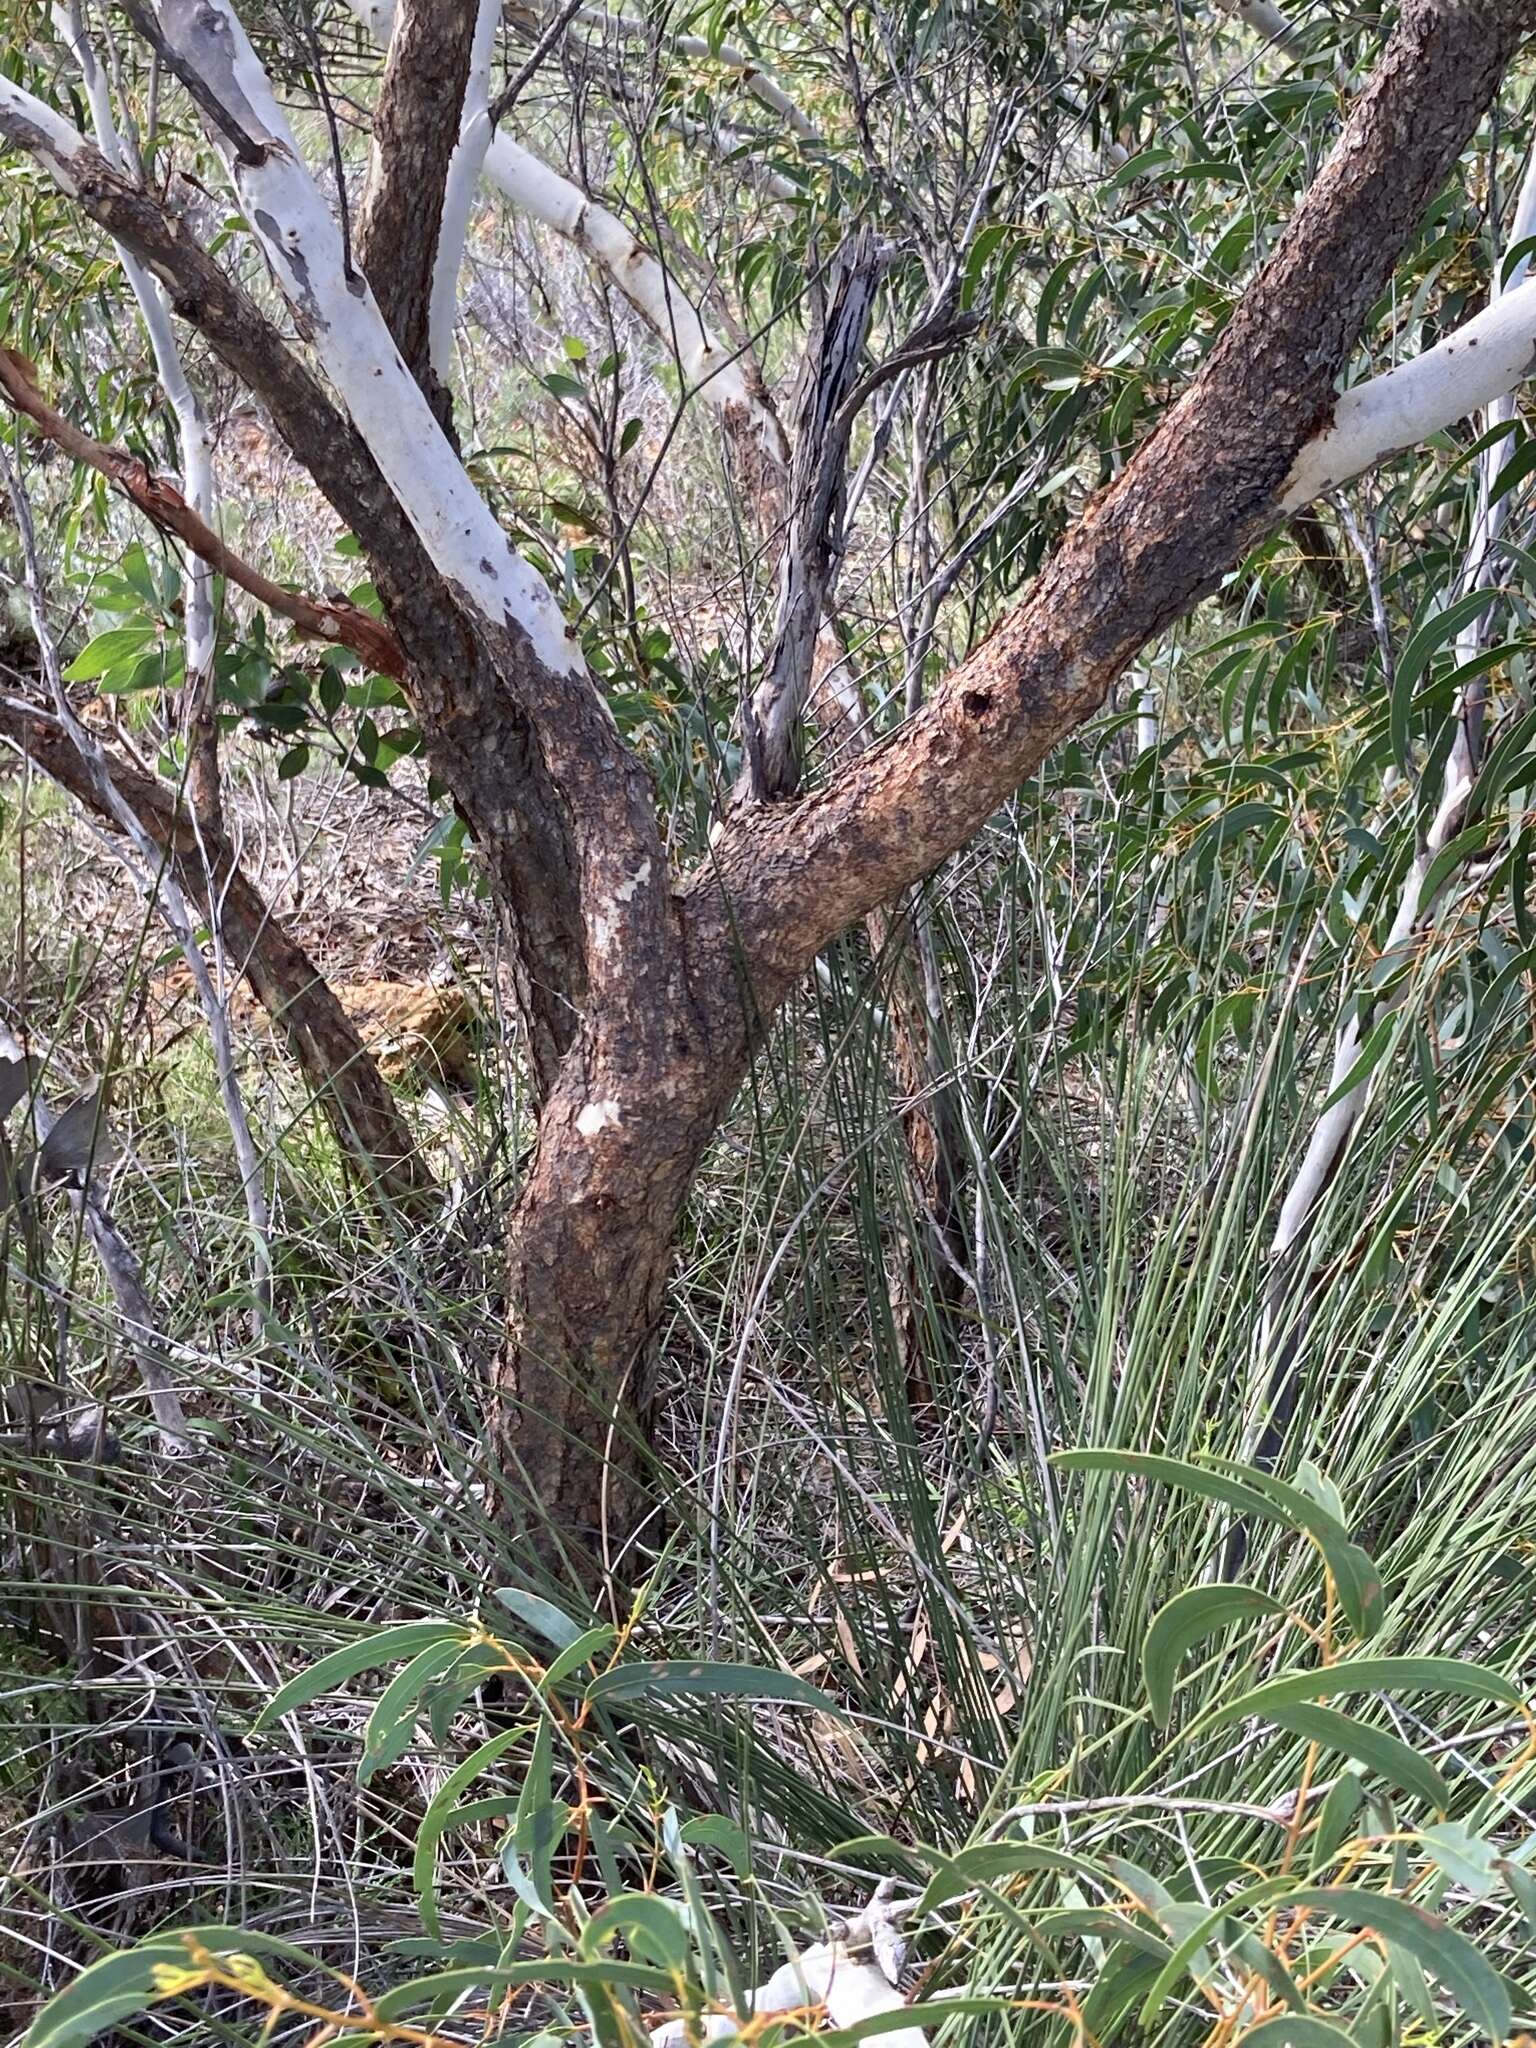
[
  {"left": 343, "top": 0, "right": 789, "bottom": 496},
  {"left": 428, "top": 0, "right": 501, "bottom": 382},
  {"left": 1281, "top": 276, "right": 1536, "bottom": 509},
  {"left": 53, "top": 0, "right": 224, "bottom": 824},
  {"left": 1245, "top": 129, "right": 1536, "bottom": 1467},
  {"left": 688, "top": 0, "right": 1536, "bottom": 1008},
  {"left": 123, "top": 0, "right": 265, "bottom": 163},
  {"left": 0, "top": 686, "right": 437, "bottom": 1217},
  {"left": 527, "top": 0, "right": 822, "bottom": 144},
  {"left": 1217, "top": 0, "right": 1304, "bottom": 51},
  {"left": 355, "top": 0, "right": 480, "bottom": 421},
  {"left": 3, "top": 437, "right": 276, "bottom": 1320},
  {"left": 0, "top": 66, "right": 589, "bottom": 1086},
  {"left": 0, "top": 344, "right": 406, "bottom": 679}
]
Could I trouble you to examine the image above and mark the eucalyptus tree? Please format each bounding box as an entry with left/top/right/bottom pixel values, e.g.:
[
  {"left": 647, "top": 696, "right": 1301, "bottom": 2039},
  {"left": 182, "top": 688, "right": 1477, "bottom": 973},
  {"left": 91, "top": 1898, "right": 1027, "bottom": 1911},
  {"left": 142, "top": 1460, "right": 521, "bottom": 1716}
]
[{"left": 2, "top": 0, "right": 1536, "bottom": 1567}]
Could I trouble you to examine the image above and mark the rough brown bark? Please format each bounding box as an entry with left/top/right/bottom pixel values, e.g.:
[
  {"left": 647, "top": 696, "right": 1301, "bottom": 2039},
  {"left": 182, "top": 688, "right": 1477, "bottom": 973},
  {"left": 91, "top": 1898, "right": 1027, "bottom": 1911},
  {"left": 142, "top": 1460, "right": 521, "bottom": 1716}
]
[
  {"left": 0, "top": 690, "right": 437, "bottom": 1217},
  {"left": 355, "top": 0, "right": 479, "bottom": 428}
]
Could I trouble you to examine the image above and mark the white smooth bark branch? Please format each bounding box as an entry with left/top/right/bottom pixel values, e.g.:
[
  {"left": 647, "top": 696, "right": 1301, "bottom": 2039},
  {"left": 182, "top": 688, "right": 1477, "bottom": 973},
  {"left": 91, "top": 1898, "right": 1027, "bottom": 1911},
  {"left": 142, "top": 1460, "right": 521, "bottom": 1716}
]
[
  {"left": 478, "top": 135, "right": 784, "bottom": 461},
  {"left": 345, "top": 0, "right": 786, "bottom": 472},
  {"left": 427, "top": 0, "right": 500, "bottom": 377},
  {"left": 555, "top": 2, "right": 820, "bottom": 142},
  {"left": 1269, "top": 759, "right": 1471, "bottom": 1259},
  {"left": 1265, "top": 144, "right": 1536, "bottom": 1293},
  {"left": 1223, "top": 0, "right": 1300, "bottom": 47},
  {"left": 53, "top": 3, "right": 217, "bottom": 692},
  {"left": 37, "top": 0, "right": 258, "bottom": 1275},
  {"left": 1281, "top": 277, "right": 1536, "bottom": 511},
  {"left": 148, "top": 0, "right": 581, "bottom": 680}
]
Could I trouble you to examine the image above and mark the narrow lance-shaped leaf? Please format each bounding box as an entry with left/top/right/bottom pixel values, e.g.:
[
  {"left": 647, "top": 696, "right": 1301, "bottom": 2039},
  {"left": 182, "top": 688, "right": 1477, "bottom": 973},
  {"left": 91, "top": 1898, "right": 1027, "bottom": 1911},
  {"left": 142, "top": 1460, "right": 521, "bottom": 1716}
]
[
  {"left": 1390, "top": 588, "right": 1502, "bottom": 770},
  {"left": 1192, "top": 1456, "right": 1383, "bottom": 1636},
  {"left": 1310, "top": 1772, "right": 1366, "bottom": 1876},
  {"left": 413, "top": 1721, "right": 532, "bottom": 1937},
  {"left": 1055, "top": 1451, "right": 1382, "bottom": 1636},
  {"left": 915, "top": 1840, "right": 1114, "bottom": 1916},
  {"left": 369, "top": 1959, "right": 677, "bottom": 2024},
  {"left": 1418, "top": 1822, "right": 1500, "bottom": 1898},
  {"left": 1235, "top": 2019, "right": 1359, "bottom": 2048},
  {"left": 1265, "top": 1703, "right": 1451, "bottom": 1814},
  {"left": 1281, "top": 1886, "right": 1510, "bottom": 2041},
  {"left": 60, "top": 624, "right": 155, "bottom": 681},
  {"left": 494, "top": 1586, "right": 590, "bottom": 1652},
  {"left": 1142, "top": 1582, "right": 1288, "bottom": 1725},
  {"left": 584, "top": 1660, "right": 841, "bottom": 1712},
  {"left": 1182, "top": 1655, "right": 1521, "bottom": 1744},
  {"left": 1136, "top": 1875, "right": 1299, "bottom": 2024},
  {"left": 23, "top": 1928, "right": 324, "bottom": 2048},
  {"left": 1051, "top": 1449, "right": 1284, "bottom": 1524},
  {"left": 357, "top": 1637, "right": 468, "bottom": 1787},
  {"left": 250, "top": 1621, "right": 467, "bottom": 1732}
]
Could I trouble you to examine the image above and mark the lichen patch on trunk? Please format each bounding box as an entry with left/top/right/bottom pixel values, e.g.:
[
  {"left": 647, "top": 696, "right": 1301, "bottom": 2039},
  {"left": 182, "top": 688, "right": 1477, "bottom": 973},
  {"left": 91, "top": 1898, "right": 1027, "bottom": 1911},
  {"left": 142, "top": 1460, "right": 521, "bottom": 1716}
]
[{"left": 575, "top": 1099, "right": 622, "bottom": 1136}]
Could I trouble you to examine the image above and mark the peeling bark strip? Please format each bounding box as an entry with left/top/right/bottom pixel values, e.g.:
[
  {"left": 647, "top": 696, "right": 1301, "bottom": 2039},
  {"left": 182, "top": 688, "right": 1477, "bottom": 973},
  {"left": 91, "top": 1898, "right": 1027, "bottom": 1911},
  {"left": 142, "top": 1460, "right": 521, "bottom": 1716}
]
[
  {"left": 745, "top": 232, "right": 894, "bottom": 800},
  {"left": 0, "top": 692, "right": 435, "bottom": 1217}
]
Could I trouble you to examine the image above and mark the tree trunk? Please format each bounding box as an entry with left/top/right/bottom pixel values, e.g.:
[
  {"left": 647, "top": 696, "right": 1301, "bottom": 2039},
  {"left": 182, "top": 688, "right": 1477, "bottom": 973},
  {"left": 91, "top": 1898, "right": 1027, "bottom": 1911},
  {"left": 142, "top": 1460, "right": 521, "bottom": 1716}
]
[{"left": 495, "top": 986, "right": 743, "bottom": 1568}]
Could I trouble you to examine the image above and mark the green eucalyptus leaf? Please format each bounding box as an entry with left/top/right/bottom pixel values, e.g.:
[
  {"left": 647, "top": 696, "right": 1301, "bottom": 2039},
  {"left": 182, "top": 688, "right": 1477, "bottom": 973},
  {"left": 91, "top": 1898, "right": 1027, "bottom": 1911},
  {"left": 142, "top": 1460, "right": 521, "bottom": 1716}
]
[
  {"left": 1309, "top": 1770, "right": 1366, "bottom": 1875},
  {"left": 580, "top": 1893, "right": 693, "bottom": 1973},
  {"left": 413, "top": 1722, "right": 532, "bottom": 1937},
  {"left": 1281, "top": 1886, "right": 1509, "bottom": 2040},
  {"left": 585, "top": 1660, "right": 840, "bottom": 1712},
  {"left": 1143, "top": 1583, "right": 1287, "bottom": 1725},
  {"left": 370, "top": 1959, "right": 674, "bottom": 2023},
  {"left": 1234, "top": 2019, "right": 1358, "bottom": 2048},
  {"left": 1265, "top": 1703, "right": 1451, "bottom": 1814},
  {"left": 251, "top": 1622, "right": 466, "bottom": 1732},
  {"left": 1419, "top": 1821, "right": 1500, "bottom": 1897},
  {"left": 1184, "top": 1656, "right": 1520, "bottom": 1743},
  {"left": 61, "top": 624, "right": 153, "bottom": 681},
  {"left": 23, "top": 1929, "right": 320, "bottom": 2048},
  {"left": 357, "top": 1637, "right": 466, "bottom": 1787},
  {"left": 493, "top": 1587, "right": 589, "bottom": 1652}
]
